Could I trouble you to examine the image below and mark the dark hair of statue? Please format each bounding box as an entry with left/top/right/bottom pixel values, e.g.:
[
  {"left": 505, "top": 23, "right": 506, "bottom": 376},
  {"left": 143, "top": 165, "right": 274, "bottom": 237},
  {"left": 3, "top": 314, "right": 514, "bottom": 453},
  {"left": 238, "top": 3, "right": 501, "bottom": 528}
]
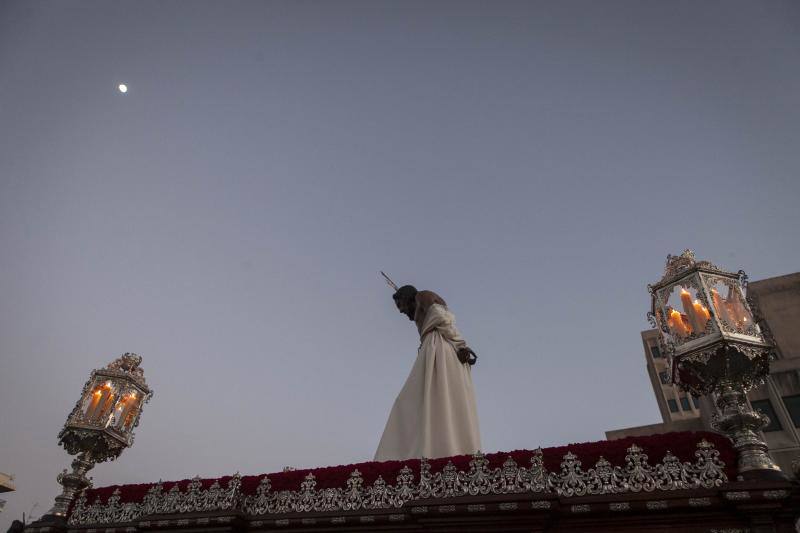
[{"left": 392, "top": 285, "right": 418, "bottom": 303}]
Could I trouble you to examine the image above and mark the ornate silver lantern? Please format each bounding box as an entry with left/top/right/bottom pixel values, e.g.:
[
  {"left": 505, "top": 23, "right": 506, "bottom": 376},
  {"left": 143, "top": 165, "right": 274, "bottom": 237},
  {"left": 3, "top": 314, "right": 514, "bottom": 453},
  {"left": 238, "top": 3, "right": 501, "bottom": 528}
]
[
  {"left": 45, "top": 353, "right": 152, "bottom": 519},
  {"left": 647, "top": 250, "right": 783, "bottom": 479}
]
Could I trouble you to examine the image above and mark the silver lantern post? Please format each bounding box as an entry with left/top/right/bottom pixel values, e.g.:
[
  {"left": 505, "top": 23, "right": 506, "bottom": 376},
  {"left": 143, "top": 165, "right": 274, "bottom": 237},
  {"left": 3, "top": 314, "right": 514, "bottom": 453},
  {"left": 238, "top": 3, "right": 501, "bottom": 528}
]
[
  {"left": 647, "top": 250, "right": 784, "bottom": 480},
  {"left": 42, "top": 353, "right": 153, "bottom": 521}
]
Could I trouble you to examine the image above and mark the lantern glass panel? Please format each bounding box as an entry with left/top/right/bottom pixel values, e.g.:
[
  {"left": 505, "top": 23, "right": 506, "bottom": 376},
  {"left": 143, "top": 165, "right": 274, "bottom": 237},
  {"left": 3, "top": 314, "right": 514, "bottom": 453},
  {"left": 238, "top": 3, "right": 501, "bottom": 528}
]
[
  {"left": 82, "top": 380, "right": 119, "bottom": 425},
  {"left": 660, "top": 281, "right": 711, "bottom": 342},
  {"left": 110, "top": 389, "right": 142, "bottom": 432},
  {"left": 706, "top": 277, "right": 756, "bottom": 336}
]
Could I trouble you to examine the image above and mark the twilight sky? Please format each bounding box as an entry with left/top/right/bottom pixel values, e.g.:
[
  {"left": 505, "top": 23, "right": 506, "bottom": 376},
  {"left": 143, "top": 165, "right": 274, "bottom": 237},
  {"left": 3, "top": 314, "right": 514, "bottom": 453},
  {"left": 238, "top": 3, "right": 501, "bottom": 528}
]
[{"left": 1, "top": 0, "right": 799, "bottom": 527}]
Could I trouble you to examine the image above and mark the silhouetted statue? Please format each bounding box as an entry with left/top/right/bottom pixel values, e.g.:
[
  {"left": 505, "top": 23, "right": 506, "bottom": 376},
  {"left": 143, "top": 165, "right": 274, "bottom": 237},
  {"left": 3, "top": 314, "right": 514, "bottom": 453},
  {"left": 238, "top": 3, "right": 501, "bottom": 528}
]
[{"left": 374, "top": 285, "right": 481, "bottom": 461}]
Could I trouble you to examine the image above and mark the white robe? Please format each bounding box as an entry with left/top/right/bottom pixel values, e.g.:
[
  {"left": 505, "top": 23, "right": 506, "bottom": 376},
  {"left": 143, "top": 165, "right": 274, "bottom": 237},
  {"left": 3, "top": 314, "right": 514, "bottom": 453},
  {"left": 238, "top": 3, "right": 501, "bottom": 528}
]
[{"left": 374, "top": 303, "right": 481, "bottom": 461}]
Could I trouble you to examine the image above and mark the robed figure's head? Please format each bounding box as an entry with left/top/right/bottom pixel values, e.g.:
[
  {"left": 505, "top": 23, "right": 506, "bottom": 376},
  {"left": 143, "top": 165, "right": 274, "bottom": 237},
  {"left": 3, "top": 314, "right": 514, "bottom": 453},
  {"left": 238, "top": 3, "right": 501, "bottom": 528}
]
[{"left": 392, "top": 285, "right": 418, "bottom": 321}]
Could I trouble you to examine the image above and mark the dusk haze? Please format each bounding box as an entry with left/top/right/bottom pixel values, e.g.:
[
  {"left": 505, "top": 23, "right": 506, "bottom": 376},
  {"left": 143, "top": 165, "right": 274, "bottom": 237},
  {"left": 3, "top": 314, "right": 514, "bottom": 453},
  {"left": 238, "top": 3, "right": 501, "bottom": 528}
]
[{"left": 1, "top": 1, "right": 799, "bottom": 530}]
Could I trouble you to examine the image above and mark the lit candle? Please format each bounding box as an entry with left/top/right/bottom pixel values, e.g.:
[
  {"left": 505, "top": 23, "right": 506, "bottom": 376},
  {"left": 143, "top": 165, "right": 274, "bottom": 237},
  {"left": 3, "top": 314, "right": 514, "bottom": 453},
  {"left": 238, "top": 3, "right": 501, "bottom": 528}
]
[
  {"left": 89, "top": 385, "right": 111, "bottom": 422},
  {"left": 680, "top": 312, "right": 693, "bottom": 335},
  {"left": 668, "top": 308, "right": 688, "bottom": 337},
  {"left": 113, "top": 402, "right": 125, "bottom": 427},
  {"left": 122, "top": 399, "right": 140, "bottom": 430},
  {"left": 711, "top": 288, "right": 732, "bottom": 325},
  {"left": 97, "top": 387, "right": 116, "bottom": 423},
  {"left": 85, "top": 389, "right": 103, "bottom": 419},
  {"left": 116, "top": 392, "right": 138, "bottom": 429},
  {"left": 725, "top": 286, "right": 749, "bottom": 326},
  {"left": 693, "top": 300, "right": 710, "bottom": 333},
  {"left": 680, "top": 289, "right": 700, "bottom": 334}
]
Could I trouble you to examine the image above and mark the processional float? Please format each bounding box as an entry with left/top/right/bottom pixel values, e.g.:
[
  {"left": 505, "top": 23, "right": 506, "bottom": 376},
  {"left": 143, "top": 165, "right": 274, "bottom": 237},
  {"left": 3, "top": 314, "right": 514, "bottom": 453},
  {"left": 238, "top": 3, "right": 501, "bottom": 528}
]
[{"left": 28, "top": 253, "right": 798, "bottom": 532}]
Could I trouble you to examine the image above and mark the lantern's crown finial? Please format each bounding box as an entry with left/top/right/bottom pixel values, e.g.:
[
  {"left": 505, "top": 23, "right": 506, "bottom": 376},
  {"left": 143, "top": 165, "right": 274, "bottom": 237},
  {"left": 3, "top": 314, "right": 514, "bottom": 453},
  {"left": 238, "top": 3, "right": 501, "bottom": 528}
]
[
  {"left": 664, "top": 249, "right": 696, "bottom": 277},
  {"left": 659, "top": 249, "right": 720, "bottom": 285},
  {"left": 104, "top": 352, "right": 148, "bottom": 388}
]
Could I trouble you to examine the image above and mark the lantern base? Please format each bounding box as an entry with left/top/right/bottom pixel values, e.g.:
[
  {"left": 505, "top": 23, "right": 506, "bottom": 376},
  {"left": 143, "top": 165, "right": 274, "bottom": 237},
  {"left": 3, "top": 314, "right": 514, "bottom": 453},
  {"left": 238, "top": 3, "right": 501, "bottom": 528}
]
[
  {"left": 711, "top": 385, "right": 786, "bottom": 480},
  {"left": 44, "top": 452, "right": 96, "bottom": 518},
  {"left": 737, "top": 468, "right": 787, "bottom": 481}
]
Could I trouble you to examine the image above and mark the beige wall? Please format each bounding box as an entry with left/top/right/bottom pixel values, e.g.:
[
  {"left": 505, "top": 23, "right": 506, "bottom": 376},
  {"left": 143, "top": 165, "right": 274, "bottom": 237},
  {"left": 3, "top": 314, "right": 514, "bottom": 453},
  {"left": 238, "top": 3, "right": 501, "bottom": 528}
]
[
  {"left": 0, "top": 472, "right": 14, "bottom": 494},
  {"left": 749, "top": 272, "right": 800, "bottom": 359},
  {"left": 746, "top": 273, "right": 800, "bottom": 474},
  {"left": 605, "top": 418, "right": 703, "bottom": 441}
]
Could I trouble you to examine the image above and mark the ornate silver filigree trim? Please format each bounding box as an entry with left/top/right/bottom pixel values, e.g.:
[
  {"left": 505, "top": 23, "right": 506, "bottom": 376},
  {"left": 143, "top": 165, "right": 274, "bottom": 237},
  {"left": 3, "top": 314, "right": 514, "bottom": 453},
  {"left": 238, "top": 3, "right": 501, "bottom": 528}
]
[{"left": 68, "top": 440, "right": 728, "bottom": 525}]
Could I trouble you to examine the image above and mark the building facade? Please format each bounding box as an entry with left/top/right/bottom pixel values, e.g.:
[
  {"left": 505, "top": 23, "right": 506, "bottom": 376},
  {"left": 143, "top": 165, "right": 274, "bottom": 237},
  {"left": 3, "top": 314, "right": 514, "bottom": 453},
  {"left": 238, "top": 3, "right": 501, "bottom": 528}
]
[
  {"left": 607, "top": 272, "right": 800, "bottom": 476},
  {"left": 0, "top": 472, "right": 15, "bottom": 515}
]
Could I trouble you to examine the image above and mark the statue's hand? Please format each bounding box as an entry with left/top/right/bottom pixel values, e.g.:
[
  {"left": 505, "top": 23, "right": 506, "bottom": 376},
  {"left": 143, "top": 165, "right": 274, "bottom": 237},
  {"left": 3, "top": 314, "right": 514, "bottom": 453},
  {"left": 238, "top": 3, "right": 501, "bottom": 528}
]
[{"left": 457, "top": 347, "right": 478, "bottom": 366}]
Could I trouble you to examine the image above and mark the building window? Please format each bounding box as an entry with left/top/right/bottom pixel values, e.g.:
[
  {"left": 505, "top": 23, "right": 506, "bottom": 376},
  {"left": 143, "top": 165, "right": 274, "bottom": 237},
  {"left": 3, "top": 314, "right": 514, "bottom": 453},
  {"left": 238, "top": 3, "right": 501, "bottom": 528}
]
[
  {"left": 659, "top": 371, "right": 669, "bottom": 384},
  {"left": 650, "top": 345, "right": 662, "bottom": 358},
  {"left": 783, "top": 394, "right": 800, "bottom": 427},
  {"left": 751, "top": 399, "right": 783, "bottom": 432},
  {"left": 667, "top": 399, "right": 679, "bottom": 413},
  {"left": 692, "top": 395, "right": 700, "bottom": 409},
  {"left": 680, "top": 397, "right": 691, "bottom": 411}
]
